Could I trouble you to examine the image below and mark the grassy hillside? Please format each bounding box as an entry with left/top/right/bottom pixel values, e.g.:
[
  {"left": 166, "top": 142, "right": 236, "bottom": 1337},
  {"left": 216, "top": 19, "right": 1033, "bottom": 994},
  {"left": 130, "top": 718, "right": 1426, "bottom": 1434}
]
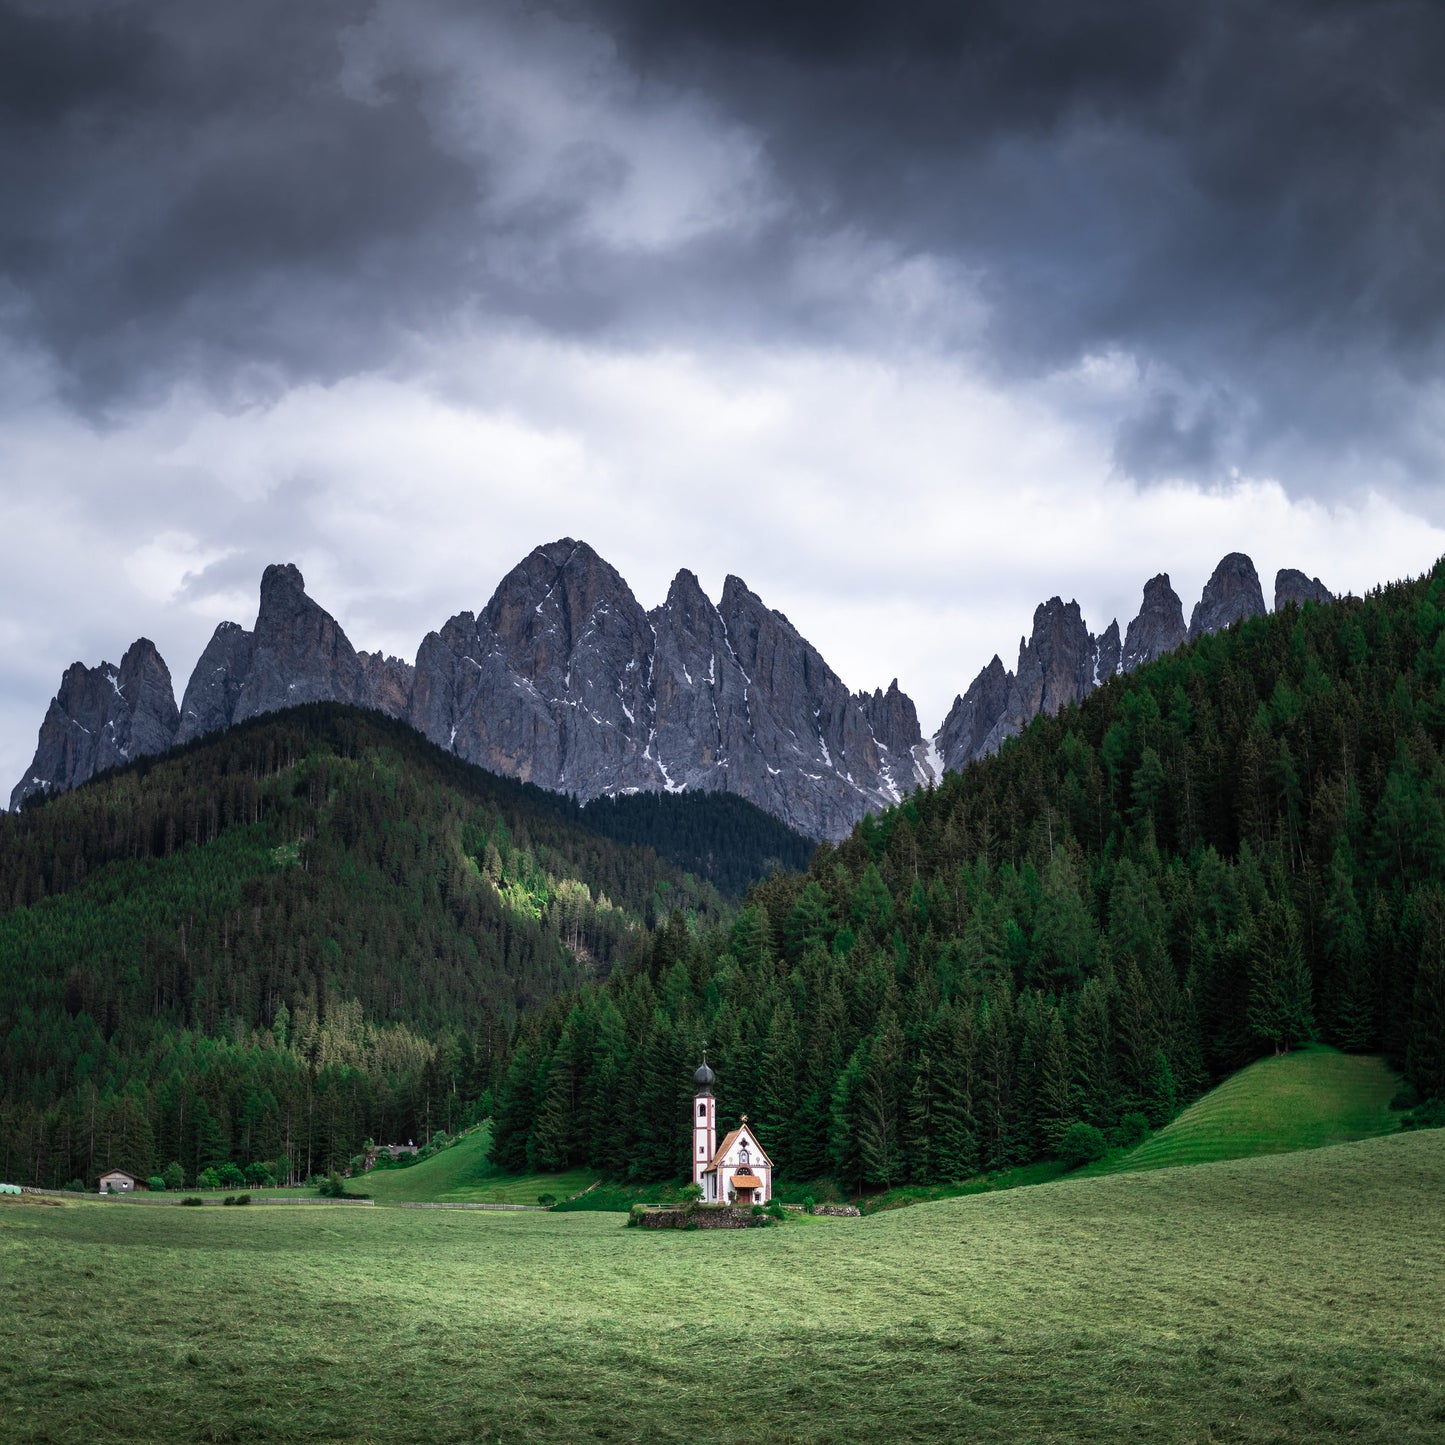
[
  {"left": 3, "top": 1130, "right": 1442, "bottom": 1442},
  {"left": 1102, "top": 1046, "right": 1400, "bottom": 1175},
  {"left": 358, "top": 1125, "right": 594, "bottom": 1205}
]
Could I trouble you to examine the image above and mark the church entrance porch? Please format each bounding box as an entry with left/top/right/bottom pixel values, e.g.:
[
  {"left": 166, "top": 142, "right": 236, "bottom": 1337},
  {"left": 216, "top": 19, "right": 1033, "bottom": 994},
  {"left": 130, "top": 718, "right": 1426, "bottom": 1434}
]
[{"left": 731, "top": 1171, "right": 764, "bottom": 1205}]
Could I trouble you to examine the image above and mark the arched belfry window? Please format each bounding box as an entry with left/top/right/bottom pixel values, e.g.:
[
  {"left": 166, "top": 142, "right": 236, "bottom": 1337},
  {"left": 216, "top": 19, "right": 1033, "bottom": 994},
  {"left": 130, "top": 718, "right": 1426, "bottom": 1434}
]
[{"left": 698, "top": 1103, "right": 706, "bottom": 1117}]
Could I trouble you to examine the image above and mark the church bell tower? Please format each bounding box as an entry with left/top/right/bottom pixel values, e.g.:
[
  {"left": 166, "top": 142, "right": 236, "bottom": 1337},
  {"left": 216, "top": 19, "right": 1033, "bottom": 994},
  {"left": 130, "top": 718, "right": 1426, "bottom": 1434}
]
[{"left": 692, "top": 1053, "right": 717, "bottom": 1189}]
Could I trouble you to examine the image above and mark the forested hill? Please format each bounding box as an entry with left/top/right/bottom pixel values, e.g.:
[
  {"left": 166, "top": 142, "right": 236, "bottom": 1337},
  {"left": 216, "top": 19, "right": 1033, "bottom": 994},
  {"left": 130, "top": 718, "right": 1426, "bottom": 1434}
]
[
  {"left": 490, "top": 562, "right": 1445, "bottom": 1188},
  {"left": 581, "top": 791, "right": 815, "bottom": 897},
  {"left": 0, "top": 705, "right": 805, "bottom": 1187}
]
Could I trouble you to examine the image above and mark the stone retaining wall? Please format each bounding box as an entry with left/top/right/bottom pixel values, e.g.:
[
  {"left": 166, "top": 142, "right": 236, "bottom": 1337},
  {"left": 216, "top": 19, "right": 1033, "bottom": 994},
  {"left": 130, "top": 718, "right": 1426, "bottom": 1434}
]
[{"left": 636, "top": 1206, "right": 767, "bottom": 1230}]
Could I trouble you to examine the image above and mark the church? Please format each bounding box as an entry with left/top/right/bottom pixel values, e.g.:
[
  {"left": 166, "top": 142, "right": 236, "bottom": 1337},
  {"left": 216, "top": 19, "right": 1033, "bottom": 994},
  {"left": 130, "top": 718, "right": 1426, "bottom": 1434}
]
[{"left": 692, "top": 1058, "right": 773, "bottom": 1205}]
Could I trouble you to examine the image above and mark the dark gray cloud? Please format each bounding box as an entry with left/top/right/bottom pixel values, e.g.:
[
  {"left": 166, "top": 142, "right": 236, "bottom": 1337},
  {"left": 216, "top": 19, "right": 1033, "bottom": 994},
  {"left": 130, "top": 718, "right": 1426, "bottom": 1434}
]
[
  {"left": 0, "top": 0, "right": 481, "bottom": 409},
  {"left": 2, "top": 0, "right": 1445, "bottom": 494},
  {"left": 588, "top": 0, "right": 1445, "bottom": 485},
  {"left": 1114, "top": 391, "right": 1227, "bottom": 484}
]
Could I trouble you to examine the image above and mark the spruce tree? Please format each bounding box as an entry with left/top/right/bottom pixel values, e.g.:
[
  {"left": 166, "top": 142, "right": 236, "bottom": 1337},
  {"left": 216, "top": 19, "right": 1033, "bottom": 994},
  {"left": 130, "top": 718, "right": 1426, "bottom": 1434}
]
[
  {"left": 1246, "top": 898, "right": 1316, "bottom": 1054},
  {"left": 1323, "top": 844, "right": 1375, "bottom": 1051},
  {"left": 856, "top": 1016, "right": 906, "bottom": 1189},
  {"left": 1036, "top": 1011, "right": 1074, "bottom": 1153}
]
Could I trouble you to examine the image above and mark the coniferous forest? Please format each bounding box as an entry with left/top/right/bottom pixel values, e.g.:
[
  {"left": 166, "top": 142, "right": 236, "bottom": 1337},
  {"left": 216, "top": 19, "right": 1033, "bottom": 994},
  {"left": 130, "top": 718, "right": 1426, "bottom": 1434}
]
[
  {"left": 488, "top": 564, "right": 1445, "bottom": 1187},
  {"left": 0, "top": 707, "right": 802, "bottom": 1187},
  {"left": 5, "top": 564, "right": 1445, "bottom": 1193}
]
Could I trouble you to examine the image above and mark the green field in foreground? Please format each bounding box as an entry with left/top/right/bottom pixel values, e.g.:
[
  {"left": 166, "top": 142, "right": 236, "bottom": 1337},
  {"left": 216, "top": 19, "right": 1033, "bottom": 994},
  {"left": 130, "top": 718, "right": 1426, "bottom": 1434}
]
[
  {"left": 3, "top": 1130, "right": 1442, "bottom": 1444},
  {"left": 1098, "top": 1047, "right": 1400, "bottom": 1176}
]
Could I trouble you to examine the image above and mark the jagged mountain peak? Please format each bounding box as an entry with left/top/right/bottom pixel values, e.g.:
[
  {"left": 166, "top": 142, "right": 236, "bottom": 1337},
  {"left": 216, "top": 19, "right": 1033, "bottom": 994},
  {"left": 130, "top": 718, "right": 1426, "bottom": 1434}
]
[
  {"left": 719, "top": 572, "right": 759, "bottom": 614},
  {"left": 10, "top": 638, "right": 179, "bottom": 811},
  {"left": 1122, "top": 573, "right": 1187, "bottom": 672},
  {"left": 664, "top": 566, "right": 709, "bottom": 605},
  {"left": 233, "top": 562, "right": 367, "bottom": 725},
  {"left": 1189, "top": 552, "right": 1265, "bottom": 639},
  {"left": 935, "top": 550, "right": 1329, "bottom": 776},
  {"left": 259, "top": 560, "right": 307, "bottom": 602},
  {"left": 483, "top": 537, "right": 645, "bottom": 652},
  {"left": 1275, "top": 568, "right": 1333, "bottom": 610},
  {"left": 717, "top": 573, "right": 804, "bottom": 636},
  {"left": 657, "top": 568, "right": 722, "bottom": 637}
]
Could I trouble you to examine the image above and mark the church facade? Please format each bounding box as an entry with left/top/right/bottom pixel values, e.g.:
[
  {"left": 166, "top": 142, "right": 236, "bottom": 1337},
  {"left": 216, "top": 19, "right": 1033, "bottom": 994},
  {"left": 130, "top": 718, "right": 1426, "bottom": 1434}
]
[{"left": 692, "top": 1059, "right": 773, "bottom": 1205}]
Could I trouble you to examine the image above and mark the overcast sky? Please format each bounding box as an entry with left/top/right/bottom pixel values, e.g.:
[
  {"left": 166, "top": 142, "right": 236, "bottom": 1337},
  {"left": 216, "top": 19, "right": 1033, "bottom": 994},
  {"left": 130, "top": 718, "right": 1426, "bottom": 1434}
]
[{"left": 5, "top": 0, "right": 1445, "bottom": 798}]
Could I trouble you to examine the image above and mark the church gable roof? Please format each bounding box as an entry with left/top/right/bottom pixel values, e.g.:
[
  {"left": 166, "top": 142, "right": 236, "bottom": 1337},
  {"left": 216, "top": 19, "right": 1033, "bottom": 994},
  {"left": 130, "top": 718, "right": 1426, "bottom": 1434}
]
[{"left": 705, "top": 1123, "right": 774, "bottom": 1172}]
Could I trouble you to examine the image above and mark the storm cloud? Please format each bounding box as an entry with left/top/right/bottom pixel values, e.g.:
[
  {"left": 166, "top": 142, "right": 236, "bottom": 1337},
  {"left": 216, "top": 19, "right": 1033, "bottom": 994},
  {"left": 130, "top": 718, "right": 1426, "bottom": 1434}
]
[
  {"left": 3, "top": 0, "right": 1445, "bottom": 797},
  {"left": 1, "top": 0, "right": 1442, "bottom": 487}
]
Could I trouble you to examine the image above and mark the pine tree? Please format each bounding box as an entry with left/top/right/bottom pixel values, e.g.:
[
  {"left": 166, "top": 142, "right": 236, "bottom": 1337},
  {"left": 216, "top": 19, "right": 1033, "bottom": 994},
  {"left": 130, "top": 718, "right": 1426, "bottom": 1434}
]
[
  {"left": 1036, "top": 1011, "right": 1075, "bottom": 1153},
  {"left": 1031, "top": 850, "right": 1096, "bottom": 992},
  {"left": 1405, "top": 887, "right": 1445, "bottom": 1099},
  {"left": 1071, "top": 977, "right": 1116, "bottom": 1131},
  {"left": 856, "top": 1016, "right": 907, "bottom": 1189},
  {"left": 829, "top": 1042, "right": 868, "bottom": 1194},
  {"left": 975, "top": 984, "right": 1018, "bottom": 1171},
  {"left": 903, "top": 1054, "right": 936, "bottom": 1184},
  {"left": 490, "top": 1044, "right": 542, "bottom": 1174},
  {"left": 1246, "top": 897, "right": 1316, "bottom": 1054},
  {"left": 1323, "top": 844, "right": 1375, "bottom": 1051}
]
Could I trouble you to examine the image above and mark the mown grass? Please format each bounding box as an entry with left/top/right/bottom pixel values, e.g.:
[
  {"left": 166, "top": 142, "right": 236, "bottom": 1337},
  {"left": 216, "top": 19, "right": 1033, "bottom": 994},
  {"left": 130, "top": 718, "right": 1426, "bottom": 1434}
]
[
  {"left": 2, "top": 1130, "right": 1441, "bottom": 1443},
  {"left": 352, "top": 1126, "right": 593, "bottom": 1206},
  {"left": 1095, "top": 1047, "right": 1400, "bottom": 1177},
  {"left": 126, "top": 1125, "right": 597, "bottom": 1208}
]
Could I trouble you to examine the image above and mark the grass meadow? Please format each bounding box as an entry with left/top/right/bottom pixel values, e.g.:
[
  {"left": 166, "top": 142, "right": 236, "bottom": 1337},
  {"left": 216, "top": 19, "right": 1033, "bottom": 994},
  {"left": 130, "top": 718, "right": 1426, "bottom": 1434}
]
[
  {"left": 1096, "top": 1047, "right": 1401, "bottom": 1176},
  {"left": 2, "top": 1129, "right": 1441, "bottom": 1444},
  {"left": 351, "top": 1128, "right": 594, "bottom": 1207}
]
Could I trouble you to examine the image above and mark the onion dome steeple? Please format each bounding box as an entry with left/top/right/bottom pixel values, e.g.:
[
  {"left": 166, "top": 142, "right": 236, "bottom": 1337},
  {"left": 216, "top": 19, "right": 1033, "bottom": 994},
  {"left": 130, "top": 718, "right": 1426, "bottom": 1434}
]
[{"left": 693, "top": 1052, "right": 716, "bottom": 1095}]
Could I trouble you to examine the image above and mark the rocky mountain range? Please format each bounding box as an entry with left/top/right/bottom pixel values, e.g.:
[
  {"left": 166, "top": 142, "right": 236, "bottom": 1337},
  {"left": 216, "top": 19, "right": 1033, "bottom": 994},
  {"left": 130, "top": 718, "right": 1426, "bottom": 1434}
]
[
  {"left": 8, "top": 543, "right": 1332, "bottom": 837},
  {"left": 10, "top": 542, "right": 932, "bottom": 839},
  {"left": 935, "top": 553, "right": 1333, "bottom": 772}
]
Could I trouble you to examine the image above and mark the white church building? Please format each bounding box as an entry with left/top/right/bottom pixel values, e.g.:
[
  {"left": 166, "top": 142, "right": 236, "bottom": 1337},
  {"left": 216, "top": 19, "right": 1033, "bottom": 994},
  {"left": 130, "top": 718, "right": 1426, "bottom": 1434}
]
[{"left": 692, "top": 1058, "right": 773, "bottom": 1205}]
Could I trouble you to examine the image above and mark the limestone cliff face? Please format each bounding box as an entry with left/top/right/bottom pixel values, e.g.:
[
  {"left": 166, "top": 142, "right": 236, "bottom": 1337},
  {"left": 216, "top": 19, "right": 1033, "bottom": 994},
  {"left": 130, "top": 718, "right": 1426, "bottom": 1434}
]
[
  {"left": 231, "top": 563, "right": 369, "bottom": 722},
  {"left": 936, "top": 599, "right": 1119, "bottom": 772},
  {"left": 175, "top": 622, "right": 255, "bottom": 744},
  {"left": 1274, "top": 569, "right": 1333, "bottom": 610},
  {"left": 1095, "top": 620, "right": 1122, "bottom": 683},
  {"left": 934, "top": 553, "right": 1314, "bottom": 774},
  {"left": 9, "top": 639, "right": 179, "bottom": 810},
  {"left": 860, "top": 679, "right": 934, "bottom": 800},
  {"left": 936, "top": 655, "right": 1011, "bottom": 771},
  {"left": 175, "top": 565, "right": 372, "bottom": 743},
  {"left": 1122, "top": 574, "right": 1188, "bottom": 673},
  {"left": 13, "top": 543, "right": 1331, "bottom": 838},
  {"left": 14, "top": 547, "right": 925, "bottom": 835},
  {"left": 409, "top": 540, "right": 930, "bottom": 839},
  {"left": 409, "top": 540, "right": 657, "bottom": 795},
  {"left": 358, "top": 652, "right": 414, "bottom": 720},
  {"left": 1188, "top": 553, "right": 1266, "bottom": 640}
]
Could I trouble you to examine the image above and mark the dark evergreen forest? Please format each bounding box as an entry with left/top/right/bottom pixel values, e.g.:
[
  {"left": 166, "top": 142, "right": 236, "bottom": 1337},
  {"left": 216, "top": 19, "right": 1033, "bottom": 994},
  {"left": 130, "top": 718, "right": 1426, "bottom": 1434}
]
[
  {"left": 0, "top": 707, "right": 800, "bottom": 1187},
  {"left": 6, "top": 560, "right": 1445, "bottom": 1195},
  {"left": 489, "top": 564, "right": 1445, "bottom": 1189},
  {"left": 581, "top": 791, "right": 815, "bottom": 897}
]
